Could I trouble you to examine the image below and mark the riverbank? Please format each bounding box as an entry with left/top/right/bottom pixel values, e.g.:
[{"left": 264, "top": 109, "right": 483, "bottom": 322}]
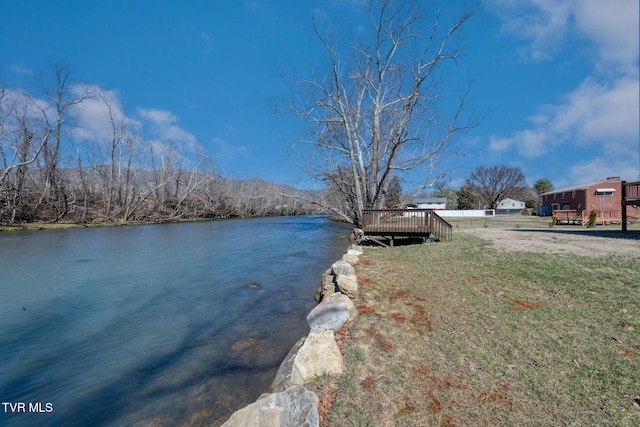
[
  {"left": 219, "top": 240, "right": 363, "bottom": 426},
  {"left": 320, "top": 218, "right": 640, "bottom": 426},
  {"left": 0, "top": 214, "right": 342, "bottom": 233},
  {"left": 0, "top": 217, "right": 211, "bottom": 232}
]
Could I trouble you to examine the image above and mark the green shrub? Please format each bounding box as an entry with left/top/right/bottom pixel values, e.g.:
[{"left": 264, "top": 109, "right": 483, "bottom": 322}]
[{"left": 587, "top": 210, "right": 597, "bottom": 228}]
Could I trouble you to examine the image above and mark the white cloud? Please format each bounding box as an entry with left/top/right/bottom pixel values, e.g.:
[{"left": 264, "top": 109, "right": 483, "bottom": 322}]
[
  {"left": 487, "top": 0, "right": 639, "bottom": 72},
  {"left": 536, "top": 77, "right": 638, "bottom": 143},
  {"left": 486, "top": 0, "right": 575, "bottom": 62},
  {"left": 489, "top": 128, "right": 550, "bottom": 158},
  {"left": 574, "top": 0, "right": 639, "bottom": 75},
  {"left": 6, "top": 64, "right": 34, "bottom": 76},
  {"left": 1, "top": 87, "right": 48, "bottom": 122},
  {"left": 486, "top": 0, "right": 639, "bottom": 179},
  {"left": 71, "top": 85, "right": 141, "bottom": 143},
  {"left": 137, "top": 108, "right": 199, "bottom": 150},
  {"left": 489, "top": 76, "right": 639, "bottom": 159},
  {"left": 568, "top": 157, "right": 640, "bottom": 185}
]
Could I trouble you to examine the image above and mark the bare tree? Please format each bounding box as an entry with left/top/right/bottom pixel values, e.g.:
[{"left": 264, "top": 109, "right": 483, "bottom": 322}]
[
  {"left": 465, "top": 165, "right": 527, "bottom": 209},
  {"left": 32, "top": 64, "right": 90, "bottom": 222},
  {"left": 284, "top": 0, "right": 478, "bottom": 225},
  {"left": 0, "top": 86, "right": 51, "bottom": 222},
  {"left": 0, "top": 87, "right": 48, "bottom": 186}
]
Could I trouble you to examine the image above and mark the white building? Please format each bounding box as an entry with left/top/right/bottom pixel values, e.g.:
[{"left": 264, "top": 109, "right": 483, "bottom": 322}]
[
  {"left": 496, "top": 198, "right": 525, "bottom": 214},
  {"left": 407, "top": 197, "right": 447, "bottom": 210}
]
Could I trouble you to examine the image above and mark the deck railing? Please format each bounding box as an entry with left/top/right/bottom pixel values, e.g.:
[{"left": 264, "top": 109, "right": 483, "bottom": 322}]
[
  {"left": 362, "top": 209, "right": 453, "bottom": 242},
  {"left": 553, "top": 209, "right": 622, "bottom": 225},
  {"left": 622, "top": 181, "right": 640, "bottom": 231}
]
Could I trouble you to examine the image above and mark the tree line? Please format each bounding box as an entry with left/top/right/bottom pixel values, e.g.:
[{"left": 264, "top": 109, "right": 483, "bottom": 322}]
[
  {"left": 406, "top": 165, "right": 553, "bottom": 212},
  {"left": 0, "top": 65, "right": 320, "bottom": 225}
]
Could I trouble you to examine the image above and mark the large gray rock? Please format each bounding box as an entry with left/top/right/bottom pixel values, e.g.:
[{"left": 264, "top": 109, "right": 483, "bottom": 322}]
[
  {"left": 270, "top": 336, "right": 306, "bottom": 393},
  {"left": 290, "top": 328, "right": 343, "bottom": 385},
  {"left": 347, "top": 245, "right": 364, "bottom": 256},
  {"left": 323, "top": 291, "right": 358, "bottom": 320},
  {"left": 331, "top": 261, "right": 355, "bottom": 276},
  {"left": 221, "top": 385, "right": 319, "bottom": 427},
  {"left": 336, "top": 273, "right": 358, "bottom": 299},
  {"left": 341, "top": 253, "right": 359, "bottom": 265},
  {"left": 306, "top": 298, "right": 351, "bottom": 331}
]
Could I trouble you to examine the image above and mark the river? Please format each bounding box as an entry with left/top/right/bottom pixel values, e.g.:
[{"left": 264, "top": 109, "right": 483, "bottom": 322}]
[{"left": 0, "top": 216, "right": 352, "bottom": 426}]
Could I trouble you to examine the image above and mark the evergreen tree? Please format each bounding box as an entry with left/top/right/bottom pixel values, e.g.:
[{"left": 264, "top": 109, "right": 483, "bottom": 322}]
[
  {"left": 456, "top": 186, "right": 477, "bottom": 209},
  {"left": 534, "top": 178, "right": 554, "bottom": 194}
]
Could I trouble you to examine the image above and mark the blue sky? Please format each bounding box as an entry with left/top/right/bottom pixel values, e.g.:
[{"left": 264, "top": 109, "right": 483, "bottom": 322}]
[{"left": 1, "top": 0, "right": 638, "bottom": 191}]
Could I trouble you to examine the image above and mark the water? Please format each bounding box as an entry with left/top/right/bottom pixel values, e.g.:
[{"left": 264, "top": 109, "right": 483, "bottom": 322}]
[{"left": 0, "top": 216, "right": 352, "bottom": 426}]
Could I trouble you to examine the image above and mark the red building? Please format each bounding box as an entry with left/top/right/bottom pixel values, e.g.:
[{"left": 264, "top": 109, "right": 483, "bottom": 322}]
[{"left": 538, "top": 176, "right": 623, "bottom": 215}]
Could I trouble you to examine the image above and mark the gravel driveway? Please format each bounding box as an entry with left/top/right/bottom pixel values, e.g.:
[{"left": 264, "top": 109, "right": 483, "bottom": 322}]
[{"left": 459, "top": 227, "right": 640, "bottom": 258}]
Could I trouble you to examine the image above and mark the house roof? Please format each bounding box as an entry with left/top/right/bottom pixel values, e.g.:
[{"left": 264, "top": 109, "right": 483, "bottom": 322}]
[
  {"left": 412, "top": 197, "right": 447, "bottom": 204},
  {"left": 540, "top": 178, "right": 621, "bottom": 196},
  {"left": 498, "top": 198, "right": 523, "bottom": 204}
]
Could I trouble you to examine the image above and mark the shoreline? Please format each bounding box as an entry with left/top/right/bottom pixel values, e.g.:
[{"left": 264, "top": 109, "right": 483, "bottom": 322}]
[
  {"left": 220, "top": 233, "right": 363, "bottom": 426},
  {"left": 0, "top": 214, "right": 350, "bottom": 233}
]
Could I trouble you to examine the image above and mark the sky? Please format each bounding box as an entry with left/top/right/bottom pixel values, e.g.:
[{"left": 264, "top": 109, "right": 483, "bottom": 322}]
[{"left": 1, "top": 0, "right": 638, "bottom": 191}]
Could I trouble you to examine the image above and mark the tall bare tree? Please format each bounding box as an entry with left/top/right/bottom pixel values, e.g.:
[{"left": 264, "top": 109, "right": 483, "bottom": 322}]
[
  {"left": 0, "top": 86, "right": 50, "bottom": 222},
  {"left": 284, "top": 0, "right": 478, "bottom": 225},
  {"left": 33, "top": 64, "right": 89, "bottom": 222},
  {"left": 465, "top": 165, "right": 527, "bottom": 209}
]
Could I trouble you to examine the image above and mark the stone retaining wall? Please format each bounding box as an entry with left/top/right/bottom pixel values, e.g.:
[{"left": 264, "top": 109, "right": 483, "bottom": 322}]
[{"left": 221, "top": 242, "right": 363, "bottom": 427}]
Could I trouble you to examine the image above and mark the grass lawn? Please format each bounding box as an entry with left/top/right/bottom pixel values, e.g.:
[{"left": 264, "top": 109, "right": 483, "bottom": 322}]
[{"left": 319, "top": 219, "right": 640, "bottom": 426}]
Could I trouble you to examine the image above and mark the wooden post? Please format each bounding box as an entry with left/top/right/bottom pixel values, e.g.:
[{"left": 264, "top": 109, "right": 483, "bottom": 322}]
[{"left": 622, "top": 181, "right": 627, "bottom": 232}]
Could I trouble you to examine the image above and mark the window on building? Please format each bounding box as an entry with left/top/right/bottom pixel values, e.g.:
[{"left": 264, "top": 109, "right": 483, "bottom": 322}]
[
  {"left": 572, "top": 191, "right": 576, "bottom": 198},
  {"left": 553, "top": 194, "right": 557, "bottom": 200},
  {"left": 562, "top": 193, "right": 565, "bottom": 199},
  {"left": 594, "top": 188, "right": 615, "bottom": 196}
]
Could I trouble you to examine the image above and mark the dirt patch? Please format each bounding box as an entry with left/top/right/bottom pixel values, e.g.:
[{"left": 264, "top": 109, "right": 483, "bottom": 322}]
[
  {"left": 459, "top": 227, "right": 640, "bottom": 257},
  {"left": 506, "top": 298, "right": 542, "bottom": 311}
]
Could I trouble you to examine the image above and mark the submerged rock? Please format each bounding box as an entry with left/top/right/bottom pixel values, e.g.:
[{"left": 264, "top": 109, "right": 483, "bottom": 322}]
[{"left": 227, "top": 338, "right": 279, "bottom": 368}]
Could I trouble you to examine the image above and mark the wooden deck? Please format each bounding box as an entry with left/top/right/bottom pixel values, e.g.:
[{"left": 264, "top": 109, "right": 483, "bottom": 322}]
[
  {"left": 362, "top": 209, "right": 452, "bottom": 244},
  {"left": 553, "top": 209, "right": 622, "bottom": 226},
  {"left": 622, "top": 181, "right": 640, "bottom": 231}
]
